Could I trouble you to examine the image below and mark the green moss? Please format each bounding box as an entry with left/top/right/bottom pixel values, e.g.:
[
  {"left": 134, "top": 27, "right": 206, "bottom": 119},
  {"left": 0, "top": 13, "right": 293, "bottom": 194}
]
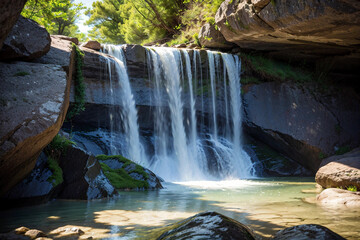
[
  {"left": 240, "top": 53, "right": 312, "bottom": 84},
  {"left": 96, "top": 154, "right": 150, "bottom": 189},
  {"left": 193, "top": 33, "right": 200, "bottom": 46},
  {"left": 319, "top": 152, "right": 327, "bottom": 160},
  {"left": 241, "top": 76, "right": 261, "bottom": 85},
  {"left": 47, "top": 157, "right": 63, "bottom": 187},
  {"left": 335, "top": 146, "right": 351, "bottom": 155},
  {"left": 66, "top": 43, "right": 85, "bottom": 120},
  {"left": 100, "top": 162, "right": 149, "bottom": 189},
  {"left": 13, "top": 71, "right": 30, "bottom": 77},
  {"left": 46, "top": 134, "right": 75, "bottom": 155}
]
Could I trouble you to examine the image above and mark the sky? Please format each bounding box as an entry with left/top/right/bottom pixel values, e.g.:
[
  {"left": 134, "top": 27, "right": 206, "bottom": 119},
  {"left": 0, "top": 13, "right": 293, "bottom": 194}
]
[{"left": 74, "top": 0, "right": 98, "bottom": 34}]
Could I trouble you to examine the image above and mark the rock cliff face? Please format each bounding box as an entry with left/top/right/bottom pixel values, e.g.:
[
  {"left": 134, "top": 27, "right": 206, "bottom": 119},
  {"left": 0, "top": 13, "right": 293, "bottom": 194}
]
[
  {"left": 0, "top": 32, "right": 75, "bottom": 196},
  {"left": 214, "top": 0, "right": 360, "bottom": 55},
  {"left": 71, "top": 44, "right": 360, "bottom": 174},
  {"left": 196, "top": 0, "right": 360, "bottom": 83},
  {"left": 243, "top": 82, "right": 360, "bottom": 172}
]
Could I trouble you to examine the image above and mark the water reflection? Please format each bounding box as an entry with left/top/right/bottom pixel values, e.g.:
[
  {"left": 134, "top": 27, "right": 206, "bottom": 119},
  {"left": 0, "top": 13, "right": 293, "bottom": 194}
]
[{"left": 0, "top": 178, "right": 359, "bottom": 239}]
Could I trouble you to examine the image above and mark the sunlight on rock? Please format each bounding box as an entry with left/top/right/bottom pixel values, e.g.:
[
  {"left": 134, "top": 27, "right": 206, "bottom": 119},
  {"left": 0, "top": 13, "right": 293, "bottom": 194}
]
[
  {"left": 49, "top": 225, "right": 112, "bottom": 240},
  {"left": 94, "top": 210, "right": 196, "bottom": 227},
  {"left": 47, "top": 216, "right": 60, "bottom": 220}
]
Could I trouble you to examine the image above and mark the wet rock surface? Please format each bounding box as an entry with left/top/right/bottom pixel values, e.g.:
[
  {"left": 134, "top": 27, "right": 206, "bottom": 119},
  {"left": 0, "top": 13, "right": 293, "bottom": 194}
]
[
  {"left": 272, "top": 224, "right": 346, "bottom": 240},
  {"left": 3, "top": 153, "right": 57, "bottom": 203},
  {"left": 0, "top": 0, "right": 27, "bottom": 49},
  {"left": 316, "top": 188, "right": 360, "bottom": 208},
  {"left": 156, "top": 211, "right": 256, "bottom": 240},
  {"left": 58, "top": 146, "right": 116, "bottom": 200},
  {"left": 242, "top": 82, "right": 360, "bottom": 173},
  {"left": 315, "top": 147, "right": 360, "bottom": 189},
  {"left": 0, "top": 16, "right": 51, "bottom": 61}
]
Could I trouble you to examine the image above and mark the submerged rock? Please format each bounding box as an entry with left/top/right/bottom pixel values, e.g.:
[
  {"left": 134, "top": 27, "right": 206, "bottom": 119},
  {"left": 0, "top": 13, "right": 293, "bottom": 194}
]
[
  {"left": 272, "top": 224, "right": 346, "bottom": 240},
  {"left": 0, "top": 16, "right": 51, "bottom": 61},
  {"left": 316, "top": 188, "right": 360, "bottom": 208},
  {"left": 24, "top": 229, "right": 46, "bottom": 239},
  {"left": 315, "top": 147, "right": 360, "bottom": 189},
  {"left": 155, "top": 211, "right": 255, "bottom": 240}
]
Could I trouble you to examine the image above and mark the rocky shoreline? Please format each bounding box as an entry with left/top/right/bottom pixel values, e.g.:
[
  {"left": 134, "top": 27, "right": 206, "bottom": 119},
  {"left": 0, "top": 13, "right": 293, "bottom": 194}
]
[{"left": 0, "top": 211, "right": 348, "bottom": 240}]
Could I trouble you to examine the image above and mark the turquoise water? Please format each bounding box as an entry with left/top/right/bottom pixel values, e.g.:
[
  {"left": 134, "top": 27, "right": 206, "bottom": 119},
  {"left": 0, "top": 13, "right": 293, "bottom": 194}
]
[{"left": 1, "top": 178, "right": 359, "bottom": 239}]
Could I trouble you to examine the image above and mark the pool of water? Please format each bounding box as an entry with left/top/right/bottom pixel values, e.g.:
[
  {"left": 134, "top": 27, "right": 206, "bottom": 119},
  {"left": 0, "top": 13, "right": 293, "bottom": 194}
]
[{"left": 1, "top": 178, "right": 359, "bottom": 239}]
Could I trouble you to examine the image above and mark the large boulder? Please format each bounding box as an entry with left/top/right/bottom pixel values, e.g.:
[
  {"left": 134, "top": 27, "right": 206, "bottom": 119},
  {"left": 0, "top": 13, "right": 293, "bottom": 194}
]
[
  {"left": 0, "top": 0, "right": 27, "bottom": 50},
  {"left": 198, "top": 23, "right": 234, "bottom": 49},
  {"left": 215, "top": 0, "right": 360, "bottom": 80},
  {"left": 215, "top": 0, "right": 360, "bottom": 53},
  {"left": 81, "top": 40, "right": 101, "bottom": 51},
  {"left": 0, "top": 16, "right": 51, "bottom": 61},
  {"left": 156, "top": 211, "right": 256, "bottom": 240},
  {"left": 272, "top": 224, "right": 346, "bottom": 240},
  {"left": 0, "top": 60, "right": 71, "bottom": 196},
  {"left": 58, "top": 146, "right": 116, "bottom": 200},
  {"left": 316, "top": 188, "right": 360, "bottom": 208},
  {"left": 315, "top": 147, "right": 360, "bottom": 189},
  {"left": 243, "top": 82, "right": 360, "bottom": 173}
]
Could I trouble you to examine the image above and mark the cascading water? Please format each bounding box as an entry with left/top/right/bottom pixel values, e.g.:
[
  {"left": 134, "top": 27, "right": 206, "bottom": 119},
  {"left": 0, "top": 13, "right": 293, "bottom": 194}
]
[
  {"left": 102, "top": 45, "right": 146, "bottom": 166},
  {"left": 101, "top": 45, "right": 254, "bottom": 181}
]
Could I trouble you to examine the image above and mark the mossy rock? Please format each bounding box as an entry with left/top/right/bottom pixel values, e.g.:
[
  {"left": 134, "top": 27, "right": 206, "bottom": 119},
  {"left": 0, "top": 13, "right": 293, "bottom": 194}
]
[{"left": 97, "top": 154, "right": 156, "bottom": 190}]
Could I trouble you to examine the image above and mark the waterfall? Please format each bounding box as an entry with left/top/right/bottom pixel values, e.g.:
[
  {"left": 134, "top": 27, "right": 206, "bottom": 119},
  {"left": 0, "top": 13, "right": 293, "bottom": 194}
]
[
  {"left": 222, "top": 53, "right": 254, "bottom": 177},
  {"left": 103, "top": 45, "right": 146, "bottom": 166},
  {"left": 207, "top": 51, "right": 218, "bottom": 140},
  {"left": 101, "top": 45, "right": 254, "bottom": 181},
  {"left": 181, "top": 49, "right": 197, "bottom": 148}
]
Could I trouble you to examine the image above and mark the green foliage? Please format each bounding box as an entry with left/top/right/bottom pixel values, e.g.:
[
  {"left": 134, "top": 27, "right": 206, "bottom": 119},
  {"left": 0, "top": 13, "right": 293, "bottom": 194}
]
[
  {"left": 241, "top": 76, "right": 261, "bottom": 85},
  {"left": 319, "top": 152, "right": 327, "bottom": 160},
  {"left": 347, "top": 186, "right": 357, "bottom": 192},
  {"left": 86, "top": 0, "right": 223, "bottom": 44},
  {"left": 97, "top": 154, "right": 149, "bottom": 189},
  {"left": 45, "top": 134, "right": 75, "bottom": 157},
  {"left": 47, "top": 157, "right": 64, "bottom": 187},
  {"left": 241, "top": 53, "right": 313, "bottom": 83},
  {"left": 193, "top": 33, "right": 200, "bottom": 46},
  {"left": 13, "top": 71, "right": 30, "bottom": 77},
  {"left": 86, "top": 0, "right": 184, "bottom": 44},
  {"left": 66, "top": 43, "right": 85, "bottom": 120},
  {"left": 21, "top": 0, "right": 84, "bottom": 37},
  {"left": 335, "top": 146, "right": 351, "bottom": 155}
]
